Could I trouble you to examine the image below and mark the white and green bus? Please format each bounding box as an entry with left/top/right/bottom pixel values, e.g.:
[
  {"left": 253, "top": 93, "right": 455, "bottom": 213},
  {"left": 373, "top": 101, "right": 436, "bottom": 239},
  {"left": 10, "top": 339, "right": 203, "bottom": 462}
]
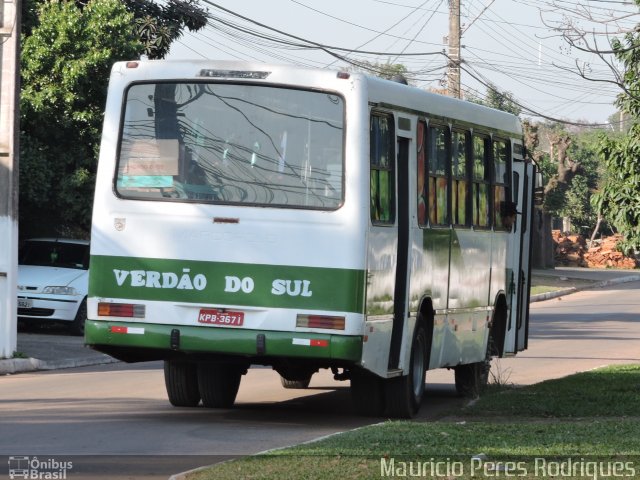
[{"left": 86, "top": 59, "right": 535, "bottom": 418}]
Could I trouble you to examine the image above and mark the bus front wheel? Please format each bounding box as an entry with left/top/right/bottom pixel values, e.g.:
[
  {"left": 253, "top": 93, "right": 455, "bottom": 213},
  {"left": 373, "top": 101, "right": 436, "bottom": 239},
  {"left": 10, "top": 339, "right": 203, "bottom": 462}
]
[
  {"left": 454, "top": 335, "right": 492, "bottom": 398},
  {"left": 164, "top": 360, "right": 201, "bottom": 407},
  {"left": 197, "top": 363, "right": 244, "bottom": 408},
  {"left": 454, "top": 362, "right": 489, "bottom": 397},
  {"left": 384, "top": 323, "right": 428, "bottom": 418}
]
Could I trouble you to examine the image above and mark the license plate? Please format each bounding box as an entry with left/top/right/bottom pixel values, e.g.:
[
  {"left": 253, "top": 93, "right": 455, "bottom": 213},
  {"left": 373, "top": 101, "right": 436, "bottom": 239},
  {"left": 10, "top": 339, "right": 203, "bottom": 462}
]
[
  {"left": 18, "top": 298, "right": 33, "bottom": 309},
  {"left": 198, "top": 309, "right": 244, "bottom": 327}
]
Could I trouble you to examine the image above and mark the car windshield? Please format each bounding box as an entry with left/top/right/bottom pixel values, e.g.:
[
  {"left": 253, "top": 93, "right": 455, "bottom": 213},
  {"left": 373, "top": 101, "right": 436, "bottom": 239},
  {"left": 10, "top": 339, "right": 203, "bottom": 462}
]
[{"left": 19, "top": 241, "right": 89, "bottom": 270}]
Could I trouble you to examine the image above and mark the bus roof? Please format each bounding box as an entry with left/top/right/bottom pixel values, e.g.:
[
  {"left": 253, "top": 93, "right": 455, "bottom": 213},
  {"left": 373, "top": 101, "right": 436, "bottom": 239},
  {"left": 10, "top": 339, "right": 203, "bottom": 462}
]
[
  {"left": 112, "top": 59, "right": 522, "bottom": 136},
  {"left": 363, "top": 73, "right": 522, "bottom": 136}
]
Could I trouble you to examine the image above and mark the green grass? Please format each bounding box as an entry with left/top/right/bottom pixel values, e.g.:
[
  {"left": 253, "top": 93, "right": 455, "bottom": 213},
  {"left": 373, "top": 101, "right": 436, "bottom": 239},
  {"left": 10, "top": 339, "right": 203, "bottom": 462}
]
[
  {"left": 465, "top": 364, "right": 640, "bottom": 418},
  {"left": 187, "top": 365, "right": 640, "bottom": 480},
  {"left": 530, "top": 274, "right": 597, "bottom": 296}
]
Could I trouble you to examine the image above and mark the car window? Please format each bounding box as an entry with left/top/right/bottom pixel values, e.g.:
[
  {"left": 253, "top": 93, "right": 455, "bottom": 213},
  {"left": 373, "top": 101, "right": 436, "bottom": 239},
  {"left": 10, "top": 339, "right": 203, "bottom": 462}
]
[{"left": 19, "top": 241, "right": 89, "bottom": 270}]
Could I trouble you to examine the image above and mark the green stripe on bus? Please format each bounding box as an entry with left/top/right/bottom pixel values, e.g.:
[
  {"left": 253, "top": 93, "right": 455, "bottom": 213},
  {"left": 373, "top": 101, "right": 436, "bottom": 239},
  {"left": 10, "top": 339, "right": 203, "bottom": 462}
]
[
  {"left": 85, "top": 320, "right": 363, "bottom": 362},
  {"left": 89, "top": 255, "right": 366, "bottom": 313}
]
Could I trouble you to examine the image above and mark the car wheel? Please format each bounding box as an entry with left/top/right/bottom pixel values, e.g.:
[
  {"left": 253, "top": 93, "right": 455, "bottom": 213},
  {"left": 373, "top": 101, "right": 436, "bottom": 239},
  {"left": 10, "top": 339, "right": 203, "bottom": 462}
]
[{"left": 70, "top": 298, "right": 87, "bottom": 336}]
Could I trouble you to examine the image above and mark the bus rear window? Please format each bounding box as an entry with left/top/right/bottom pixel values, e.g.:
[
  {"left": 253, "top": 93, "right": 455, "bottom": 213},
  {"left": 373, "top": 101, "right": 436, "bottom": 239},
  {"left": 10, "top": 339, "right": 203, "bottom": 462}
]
[{"left": 116, "top": 83, "right": 345, "bottom": 209}]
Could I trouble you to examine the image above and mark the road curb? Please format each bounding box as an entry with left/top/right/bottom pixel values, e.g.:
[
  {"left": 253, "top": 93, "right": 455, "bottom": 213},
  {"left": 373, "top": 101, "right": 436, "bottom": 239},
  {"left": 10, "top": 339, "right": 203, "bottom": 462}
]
[
  {"left": 0, "top": 355, "right": 119, "bottom": 375},
  {"left": 530, "top": 274, "right": 640, "bottom": 303}
]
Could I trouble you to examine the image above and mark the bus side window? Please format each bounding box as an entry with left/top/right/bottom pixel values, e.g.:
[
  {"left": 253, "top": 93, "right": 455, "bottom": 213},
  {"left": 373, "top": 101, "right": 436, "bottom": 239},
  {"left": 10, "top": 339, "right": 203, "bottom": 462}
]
[
  {"left": 427, "top": 124, "right": 450, "bottom": 226},
  {"left": 451, "top": 130, "right": 469, "bottom": 226},
  {"left": 370, "top": 113, "right": 395, "bottom": 224},
  {"left": 472, "top": 135, "right": 490, "bottom": 228},
  {"left": 493, "top": 139, "right": 511, "bottom": 230}
]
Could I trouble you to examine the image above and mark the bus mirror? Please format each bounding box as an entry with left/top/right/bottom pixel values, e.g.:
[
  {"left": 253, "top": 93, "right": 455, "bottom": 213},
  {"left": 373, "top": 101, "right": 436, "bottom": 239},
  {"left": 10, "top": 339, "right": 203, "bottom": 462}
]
[
  {"left": 533, "top": 171, "right": 544, "bottom": 205},
  {"left": 534, "top": 186, "right": 544, "bottom": 206}
]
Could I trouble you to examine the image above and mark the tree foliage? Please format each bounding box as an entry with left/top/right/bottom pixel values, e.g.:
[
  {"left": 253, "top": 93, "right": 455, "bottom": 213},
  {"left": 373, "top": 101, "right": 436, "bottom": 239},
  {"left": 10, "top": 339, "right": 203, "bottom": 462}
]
[
  {"left": 466, "top": 83, "right": 521, "bottom": 116},
  {"left": 591, "top": 1, "right": 640, "bottom": 254},
  {"left": 20, "top": 0, "right": 141, "bottom": 237},
  {"left": 525, "top": 120, "right": 605, "bottom": 236},
  {"left": 348, "top": 61, "right": 412, "bottom": 84},
  {"left": 22, "top": 0, "right": 208, "bottom": 59},
  {"left": 594, "top": 125, "right": 640, "bottom": 254},
  {"left": 123, "top": 0, "right": 208, "bottom": 59},
  {"left": 19, "top": 0, "right": 209, "bottom": 238}
]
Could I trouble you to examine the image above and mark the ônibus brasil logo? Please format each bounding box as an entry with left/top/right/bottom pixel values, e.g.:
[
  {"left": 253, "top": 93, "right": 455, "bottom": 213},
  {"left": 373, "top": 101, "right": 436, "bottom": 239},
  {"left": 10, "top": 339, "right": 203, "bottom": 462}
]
[{"left": 8, "top": 456, "right": 73, "bottom": 479}]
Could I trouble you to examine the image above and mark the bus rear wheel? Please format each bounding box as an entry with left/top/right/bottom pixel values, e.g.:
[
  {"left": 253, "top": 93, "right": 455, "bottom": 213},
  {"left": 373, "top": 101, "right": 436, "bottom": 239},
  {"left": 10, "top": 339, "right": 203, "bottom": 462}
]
[
  {"left": 164, "top": 360, "right": 200, "bottom": 407},
  {"left": 197, "top": 363, "right": 244, "bottom": 408},
  {"left": 350, "top": 369, "right": 385, "bottom": 416},
  {"left": 384, "top": 323, "right": 428, "bottom": 418}
]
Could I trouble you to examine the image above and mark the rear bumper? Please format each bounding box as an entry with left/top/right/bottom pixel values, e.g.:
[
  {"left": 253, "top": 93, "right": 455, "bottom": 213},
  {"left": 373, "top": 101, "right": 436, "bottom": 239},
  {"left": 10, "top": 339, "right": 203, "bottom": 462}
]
[{"left": 84, "top": 320, "right": 363, "bottom": 363}]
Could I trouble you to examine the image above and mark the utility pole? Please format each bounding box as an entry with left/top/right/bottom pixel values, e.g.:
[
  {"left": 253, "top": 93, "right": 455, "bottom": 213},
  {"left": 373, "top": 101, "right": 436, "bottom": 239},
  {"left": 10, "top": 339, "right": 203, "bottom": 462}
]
[
  {"left": 448, "top": 0, "right": 461, "bottom": 99},
  {"left": 0, "top": 0, "right": 20, "bottom": 359}
]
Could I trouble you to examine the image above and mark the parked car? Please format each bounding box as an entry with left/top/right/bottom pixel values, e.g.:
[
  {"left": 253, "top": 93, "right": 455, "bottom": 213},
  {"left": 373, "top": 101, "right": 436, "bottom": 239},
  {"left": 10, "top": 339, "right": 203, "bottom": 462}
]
[{"left": 17, "top": 238, "right": 89, "bottom": 335}]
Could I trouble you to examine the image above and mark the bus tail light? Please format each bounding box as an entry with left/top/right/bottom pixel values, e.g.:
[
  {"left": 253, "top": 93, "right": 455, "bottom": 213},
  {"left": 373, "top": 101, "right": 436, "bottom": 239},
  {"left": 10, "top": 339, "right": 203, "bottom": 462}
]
[
  {"left": 296, "top": 314, "right": 345, "bottom": 330},
  {"left": 98, "top": 302, "right": 145, "bottom": 318}
]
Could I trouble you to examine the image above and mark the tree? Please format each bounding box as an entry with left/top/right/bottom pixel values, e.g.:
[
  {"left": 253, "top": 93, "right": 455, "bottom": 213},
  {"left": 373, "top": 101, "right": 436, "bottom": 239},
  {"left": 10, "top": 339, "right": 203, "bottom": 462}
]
[
  {"left": 22, "top": 0, "right": 209, "bottom": 59},
  {"left": 523, "top": 120, "right": 554, "bottom": 268},
  {"left": 122, "top": 0, "right": 208, "bottom": 59},
  {"left": 593, "top": 126, "right": 640, "bottom": 254},
  {"left": 590, "top": 2, "right": 640, "bottom": 255},
  {"left": 466, "top": 83, "right": 521, "bottom": 116},
  {"left": 20, "top": 0, "right": 142, "bottom": 237},
  {"left": 524, "top": 118, "right": 608, "bottom": 265},
  {"left": 348, "top": 60, "right": 413, "bottom": 84},
  {"left": 19, "top": 0, "right": 209, "bottom": 238},
  {"left": 538, "top": 0, "right": 639, "bottom": 93}
]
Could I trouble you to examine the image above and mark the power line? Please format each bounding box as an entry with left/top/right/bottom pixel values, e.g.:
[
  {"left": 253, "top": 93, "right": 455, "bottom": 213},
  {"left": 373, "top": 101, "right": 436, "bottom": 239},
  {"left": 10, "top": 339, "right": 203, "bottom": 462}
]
[{"left": 184, "top": 0, "right": 628, "bottom": 124}]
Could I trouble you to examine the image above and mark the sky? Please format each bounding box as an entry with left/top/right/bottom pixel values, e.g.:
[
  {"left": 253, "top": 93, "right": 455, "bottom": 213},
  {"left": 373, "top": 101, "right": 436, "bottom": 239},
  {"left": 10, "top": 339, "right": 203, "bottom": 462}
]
[{"left": 167, "top": 0, "right": 640, "bottom": 126}]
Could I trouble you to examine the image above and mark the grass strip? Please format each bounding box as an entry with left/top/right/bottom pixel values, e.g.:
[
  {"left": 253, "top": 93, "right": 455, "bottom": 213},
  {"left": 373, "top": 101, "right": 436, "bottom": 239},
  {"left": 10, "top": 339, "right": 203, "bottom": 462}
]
[
  {"left": 530, "top": 275, "right": 597, "bottom": 296},
  {"left": 187, "top": 364, "right": 640, "bottom": 480}
]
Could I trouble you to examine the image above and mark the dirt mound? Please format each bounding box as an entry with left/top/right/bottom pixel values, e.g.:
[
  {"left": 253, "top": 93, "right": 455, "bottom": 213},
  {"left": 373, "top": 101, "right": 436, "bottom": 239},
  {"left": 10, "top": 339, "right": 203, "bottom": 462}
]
[{"left": 552, "top": 230, "right": 638, "bottom": 269}]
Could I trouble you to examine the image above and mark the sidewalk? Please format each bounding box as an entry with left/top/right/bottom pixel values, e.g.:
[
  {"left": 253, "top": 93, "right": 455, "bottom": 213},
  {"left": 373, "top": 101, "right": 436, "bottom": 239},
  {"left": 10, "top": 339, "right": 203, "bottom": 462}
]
[
  {"left": 0, "top": 330, "right": 118, "bottom": 375},
  {"left": 530, "top": 266, "right": 640, "bottom": 302},
  {"left": 2, "top": 267, "right": 639, "bottom": 376}
]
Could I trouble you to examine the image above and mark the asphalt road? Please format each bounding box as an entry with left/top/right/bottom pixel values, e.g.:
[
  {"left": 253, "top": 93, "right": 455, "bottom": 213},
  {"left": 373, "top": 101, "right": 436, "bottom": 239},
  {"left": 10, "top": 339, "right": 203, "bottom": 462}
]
[
  {"left": 1, "top": 281, "right": 639, "bottom": 479},
  {"left": 496, "top": 280, "right": 640, "bottom": 384}
]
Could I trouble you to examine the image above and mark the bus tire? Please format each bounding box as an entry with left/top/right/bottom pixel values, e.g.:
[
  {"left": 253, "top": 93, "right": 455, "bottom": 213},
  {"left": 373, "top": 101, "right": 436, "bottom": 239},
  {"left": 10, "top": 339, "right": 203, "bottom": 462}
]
[
  {"left": 280, "top": 375, "right": 311, "bottom": 389},
  {"left": 454, "top": 362, "right": 488, "bottom": 398},
  {"left": 384, "top": 323, "right": 428, "bottom": 418},
  {"left": 164, "top": 360, "right": 200, "bottom": 407},
  {"left": 454, "top": 334, "right": 492, "bottom": 397},
  {"left": 350, "top": 369, "right": 385, "bottom": 416},
  {"left": 197, "top": 363, "right": 243, "bottom": 408}
]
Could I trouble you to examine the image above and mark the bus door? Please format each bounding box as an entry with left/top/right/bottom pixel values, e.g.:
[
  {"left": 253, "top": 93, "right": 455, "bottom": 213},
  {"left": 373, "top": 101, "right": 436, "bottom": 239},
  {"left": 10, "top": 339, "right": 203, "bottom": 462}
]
[
  {"left": 504, "top": 154, "right": 533, "bottom": 354},
  {"left": 365, "top": 112, "right": 414, "bottom": 375},
  {"left": 516, "top": 161, "right": 535, "bottom": 351},
  {"left": 388, "top": 135, "right": 411, "bottom": 369},
  {"left": 365, "top": 112, "right": 405, "bottom": 376}
]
